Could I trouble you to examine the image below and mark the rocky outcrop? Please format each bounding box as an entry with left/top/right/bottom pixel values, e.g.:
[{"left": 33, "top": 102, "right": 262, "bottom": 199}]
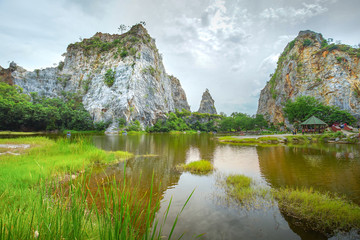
[
  {"left": 257, "top": 30, "right": 360, "bottom": 124},
  {"left": 197, "top": 89, "right": 217, "bottom": 114},
  {"left": 0, "top": 24, "right": 190, "bottom": 128}
]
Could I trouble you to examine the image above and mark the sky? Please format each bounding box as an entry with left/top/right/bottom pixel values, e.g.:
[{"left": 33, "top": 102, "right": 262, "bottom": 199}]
[{"left": 1, "top": 0, "right": 359, "bottom": 115}]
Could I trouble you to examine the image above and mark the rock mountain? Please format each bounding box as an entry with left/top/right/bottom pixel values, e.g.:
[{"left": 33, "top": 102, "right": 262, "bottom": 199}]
[
  {"left": 0, "top": 24, "right": 190, "bottom": 129},
  {"left": 197, "top": 89, "right": 217, "bottom": 114},
  {"left": 257, "top": 30, "right": 360, "bottom": 124}
]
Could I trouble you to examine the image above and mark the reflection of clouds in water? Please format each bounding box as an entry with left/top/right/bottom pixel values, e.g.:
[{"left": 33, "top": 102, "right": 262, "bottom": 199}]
[
  {"left": 185, "top": 147, "right": 201, "bottom": 164},
  {"left": 213, "top": 145, "right": 263, "bottom": 181}
]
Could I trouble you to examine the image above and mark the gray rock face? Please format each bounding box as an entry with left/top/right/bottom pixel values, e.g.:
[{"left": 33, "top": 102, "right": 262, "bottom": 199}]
[
  {"left": 0, "top": 24, "right": 190, "bottom": 129},
  {"left": 197, "top": 89, "right": 217, "bottom": 114},
  {"left": 257, "top": 30, "right": 360, "bottom": 124}
]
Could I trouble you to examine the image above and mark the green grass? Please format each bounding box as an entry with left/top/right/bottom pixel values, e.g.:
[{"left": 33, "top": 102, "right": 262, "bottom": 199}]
[
  {"left": 62, "top": 129, "right": 104, "bottom": 134},
  {"left": 224, "top": 174, "right": 269, "bottom": 206},
  {"left": 0, "top": 137, "right": 133, "bottom": 192},
  {"left": 177, "top": 160, "right": 214, "bottom": 174},
  {"left": 224, "top": 173, "right": 360, "bottom": 235},
  {"left": 219, "top": 133, "right": 358, "bottom": 146},
  {"left": 0, "top": 137, "right": 192, "bottom": 239},
  {"left": 274, "top": 188, "right": 360, "bottom": 233},
  {"left": 0, "top": 131, "right": 42, "bottom": 135},
  {"left": 169, "top": 130, "right": 198, "bottom": 134},
  {"left": 218, "top": 136, "right": 280, "bottom": 145},
  {"left": 226, "top": 174, "right": 252, "bottom": 188}
]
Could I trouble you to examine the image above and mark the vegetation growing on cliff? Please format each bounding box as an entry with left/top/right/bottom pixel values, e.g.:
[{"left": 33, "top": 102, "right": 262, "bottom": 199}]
[
  {"left": 0, "top": 83, "right": 110, "bottom": 131},
  {"left": 104, "top": 69, "right": 116, "bottom": 87},
  {"left": 283, "top": 96, "right": 356, "bottom": 124}
]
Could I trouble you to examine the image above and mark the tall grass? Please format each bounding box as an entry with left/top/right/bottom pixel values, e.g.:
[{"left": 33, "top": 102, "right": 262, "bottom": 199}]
[
  {"left": 0, "top": 137, "right": 193, "bottom": 239},
  {"left": 0, "top": 172, "right": 193, "bottom": 239}
]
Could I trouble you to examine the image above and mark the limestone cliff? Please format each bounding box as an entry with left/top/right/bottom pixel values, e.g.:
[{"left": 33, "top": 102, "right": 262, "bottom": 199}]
[
  {"left": 0, "top": 24, "right": 190, "bottom": 128},
  {"left": 197, "top": 89, "right": 217, "bottom": 114},
  {"left": 257, "top": 30, "right": 360, "bottom": 124}
]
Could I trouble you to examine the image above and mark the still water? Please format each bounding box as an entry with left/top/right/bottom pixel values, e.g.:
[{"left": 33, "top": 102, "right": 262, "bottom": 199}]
[{"left": 92, "top": 133, "right": 360, "bottom": 240}]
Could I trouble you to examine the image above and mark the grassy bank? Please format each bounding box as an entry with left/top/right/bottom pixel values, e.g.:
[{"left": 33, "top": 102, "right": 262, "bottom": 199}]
[
  {"left": 0, "top": 131, "right": 43, "bottom": 135},
  {"left": 177, "top": 160, "right": 214, "bottom": 174},
  {"left": 218, "top": 132, "right": 358, "bottom": 146},
  {"left": 224, "top": 174, "right": 360, "bottom": 235},
  {"left": 0, "top": 137, "right": 133, "bottom": 192},
  {"left": 0, "top": 137, "right": 191, "bottom": 239},
  {"left": 62, "top": 129, "right": 104, "bottom": 134},
  {"left": 218, "top": 136, "right": 282, "bottom": 146}
]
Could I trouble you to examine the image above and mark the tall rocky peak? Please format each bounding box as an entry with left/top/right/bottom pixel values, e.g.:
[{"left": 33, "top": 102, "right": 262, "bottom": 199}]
[
  {"left": 257, "top": 30, "right": 360, "bottom": 124},
  {"left": 198, "top": 89, "right": 217, "bottom": 114},
  {"left": 0, "top": 24, "right": 190, "bottom": 128}
]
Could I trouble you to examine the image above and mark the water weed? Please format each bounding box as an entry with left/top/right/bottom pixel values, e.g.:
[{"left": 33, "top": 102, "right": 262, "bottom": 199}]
[
  {"left": 177, "top": 160, "right": 214, "bottom": 174},
  {"left": 274, "top": 188, "right": 360, "bottom": 234}
]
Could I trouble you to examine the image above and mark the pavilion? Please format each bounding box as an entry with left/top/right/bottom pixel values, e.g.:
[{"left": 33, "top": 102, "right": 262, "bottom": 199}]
[{"left": 300, "top": 115, "right": 327, "bottom": 133}]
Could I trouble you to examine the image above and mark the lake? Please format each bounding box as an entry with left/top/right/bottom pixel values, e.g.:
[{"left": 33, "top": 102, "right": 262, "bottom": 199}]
[{"left": 92, "top": 133, "right": 360, "bottom": 240}]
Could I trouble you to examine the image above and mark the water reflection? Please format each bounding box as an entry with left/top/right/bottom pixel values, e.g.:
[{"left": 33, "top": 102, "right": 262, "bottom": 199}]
[
  {"left": 257, "top": 144, "right": 360, "bottom": 204},
  {"left": 91, "top": 134, "right": 360, "bottom": 239}
]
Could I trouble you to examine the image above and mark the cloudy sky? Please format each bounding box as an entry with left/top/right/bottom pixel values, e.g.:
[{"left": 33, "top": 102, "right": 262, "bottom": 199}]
[{"left": 1, "top": 0, "right": 359, "bottom": 115}]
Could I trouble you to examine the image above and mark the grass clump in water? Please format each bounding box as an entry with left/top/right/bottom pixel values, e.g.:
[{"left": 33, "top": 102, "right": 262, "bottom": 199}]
[
  {"left": 274, "top": 188, "right": 360, "bottom": 234},
  {"left": 178, "top": 160, "right": 214, "bottom": 174},
  {"left": 224, "top": 174, "right": 270, "bottom": 206}
]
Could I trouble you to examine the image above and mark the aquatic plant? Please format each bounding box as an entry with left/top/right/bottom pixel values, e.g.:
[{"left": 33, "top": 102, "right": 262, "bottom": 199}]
[
  {"left": 224, "top": 173, "right": 360, "bottom": 235},
  {"left": 274, "top": 188, "right": 360, "bottom": 234},
  {"left": 177, "top": 160, "right": 214, "bottom": 174},
  {"left": 224, "top": 174, "right": 270, "bottom": 206}
]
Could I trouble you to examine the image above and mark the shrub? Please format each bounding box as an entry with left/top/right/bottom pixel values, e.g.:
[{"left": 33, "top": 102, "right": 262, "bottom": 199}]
[
  {"left": 126, "top": 120, "right": 142, "bottom": 131},
  {"left": 336, "top": 56, "right": 344, "bottom": 63},
  {"left": 120, "top": 50, "right": 128, "bottom": 58},
  {"left": 302, "top": 39, "right": 312, "bottom": 47},
  {"left": 321, "top": 39, "right": 328, "bottom": 48},
  {"left": 104, "top": 69, "right": 116, "bottom": 87},
  {"left": 57, "top": 61, "right": 64, "bottom": 71}
]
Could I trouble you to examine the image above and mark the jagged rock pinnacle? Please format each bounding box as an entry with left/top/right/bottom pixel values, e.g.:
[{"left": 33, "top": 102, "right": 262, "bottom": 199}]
[{"left": 198, "top": 89, "right": 217, "bottom": 114}]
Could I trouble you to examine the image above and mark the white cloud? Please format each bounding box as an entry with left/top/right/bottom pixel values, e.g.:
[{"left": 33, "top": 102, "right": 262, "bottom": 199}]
[
  {"left": 260, "top": 2, "right": 328, "bottom": 24},
  {"left": 160, "top": 0, "right": 253, "bottom": 71}
]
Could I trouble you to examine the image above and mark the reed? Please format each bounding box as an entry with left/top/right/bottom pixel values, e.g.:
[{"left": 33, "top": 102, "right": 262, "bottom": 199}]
[{"left": 0, "top": 137, "right": 192, "bottom": 239}]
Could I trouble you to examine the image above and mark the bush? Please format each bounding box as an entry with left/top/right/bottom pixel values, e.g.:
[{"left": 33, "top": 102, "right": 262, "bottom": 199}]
[
  {"left": 120, "top": 50, "right": 128, "bottom": 58},
  {"left": 302, "top": 39, "right": 312, "bottom": 47},
  {"left": 104, "top": 69, "right": 116, "bottom": 87},
  {"left": 126, "top": 120, "right": 142, "bottom": 131}
]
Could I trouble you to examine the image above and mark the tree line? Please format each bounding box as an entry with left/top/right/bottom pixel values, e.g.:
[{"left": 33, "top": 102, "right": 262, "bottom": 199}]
[{"left": 0, "top": 83, "right": 110, "bottom": 131}]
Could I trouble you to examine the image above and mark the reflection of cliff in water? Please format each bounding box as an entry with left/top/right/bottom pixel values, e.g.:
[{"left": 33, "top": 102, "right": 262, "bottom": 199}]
[{"left": 257, "top": 145, "right": 360, "bottom": 204}]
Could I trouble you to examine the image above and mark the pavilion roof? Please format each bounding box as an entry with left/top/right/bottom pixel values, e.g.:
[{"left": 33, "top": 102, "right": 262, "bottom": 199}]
[{"left": 300, "top": 115, "right": 327, "bottom": 125}]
